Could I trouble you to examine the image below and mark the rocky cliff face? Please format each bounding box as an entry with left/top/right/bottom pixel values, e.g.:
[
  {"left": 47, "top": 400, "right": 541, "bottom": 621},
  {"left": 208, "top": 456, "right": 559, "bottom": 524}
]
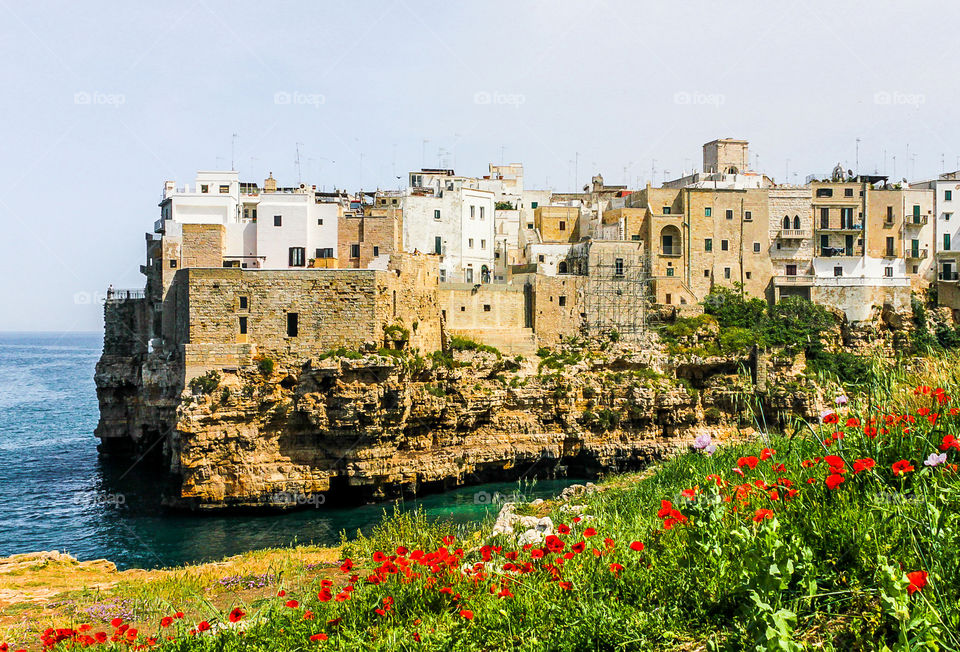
[{"left": 96, "top": 336, "right": 827, "bottom": 510}]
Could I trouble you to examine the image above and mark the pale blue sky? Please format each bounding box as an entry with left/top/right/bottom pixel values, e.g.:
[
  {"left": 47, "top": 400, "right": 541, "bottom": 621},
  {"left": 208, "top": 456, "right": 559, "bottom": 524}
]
[{"left": 1, "top": 0, "right": 957, "bottom": 331}]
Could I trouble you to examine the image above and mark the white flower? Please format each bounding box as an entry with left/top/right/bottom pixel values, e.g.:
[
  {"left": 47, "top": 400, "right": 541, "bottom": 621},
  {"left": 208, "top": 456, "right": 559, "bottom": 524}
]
[
  {"left": 924, "top": 452, "right": 947, "bottom": 467},
  {"left": 693, "top": 434, "right": 712, "bottom": 450},
  {"left": 835, "top": 395, "right": 848, "bottom": 406}
]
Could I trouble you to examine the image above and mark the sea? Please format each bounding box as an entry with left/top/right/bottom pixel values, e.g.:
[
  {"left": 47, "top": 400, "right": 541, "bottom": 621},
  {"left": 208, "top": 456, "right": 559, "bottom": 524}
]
[{"left": 0, "top": 332, "right": 577, "bottom": 570}]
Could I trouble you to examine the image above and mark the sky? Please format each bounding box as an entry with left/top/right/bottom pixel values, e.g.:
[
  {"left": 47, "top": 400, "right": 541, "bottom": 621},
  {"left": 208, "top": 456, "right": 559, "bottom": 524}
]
[{"left": 1, "top": 0, "right": 958, "bottom": 332}]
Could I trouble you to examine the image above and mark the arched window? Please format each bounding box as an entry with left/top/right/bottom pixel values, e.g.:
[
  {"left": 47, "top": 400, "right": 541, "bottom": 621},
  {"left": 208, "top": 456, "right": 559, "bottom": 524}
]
[
  {"left": 660, "top": 225, "right": 682, "bottom": 256},
  {"left": 793, "top": 215, "right": 801, "bottom": 229},
  {"left": 558, "top": 261, "right": 568, "bottom": 274},
  {"left": 783, "top": 216, "right": 790, "bottom": 229}
]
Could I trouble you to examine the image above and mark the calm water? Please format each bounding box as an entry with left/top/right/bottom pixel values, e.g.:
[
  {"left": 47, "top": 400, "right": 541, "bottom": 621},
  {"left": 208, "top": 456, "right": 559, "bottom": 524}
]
[{"left": 0, "top": 332, "right": 579, "bottom": 570}]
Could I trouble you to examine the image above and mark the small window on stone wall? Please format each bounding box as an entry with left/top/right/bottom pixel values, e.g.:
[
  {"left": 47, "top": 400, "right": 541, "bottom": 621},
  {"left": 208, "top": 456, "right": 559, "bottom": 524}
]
[
  {"left": 239, "top": 316, "right": 247, "bottom": 334},
  {"left": 170, "top": 259, "right": 177, "bottom": 268},
  {"left": 483, "top": 304, "right": 491, "bottom": 312},
  {"left": 239, "top": 296, "right": 248, "bottom": 310},
  {"left": 559, "top": 296, "right": 567, "bottom": 307},
  {"left": 286, "top": 312, "right": 299, "bottom": 337}
]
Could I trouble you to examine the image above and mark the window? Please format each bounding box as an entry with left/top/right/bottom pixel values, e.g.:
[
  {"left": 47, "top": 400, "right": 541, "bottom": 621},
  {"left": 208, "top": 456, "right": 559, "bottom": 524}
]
[
  {"left": 315, "top": 247, "right": 333, "bottom": 259},
  {"left": 219, "top": 185, "right": 229, "bottom": 193},
  {"left": 201, "top": 184, "right": 209, "bottom": 193},
  {"left": 468, "top": 238, "right": 474, "bottom": 248},
  {"left": 783, "top": 216, "right": 790, "bottom": 229},
  {"left": 913, "top": 205, "right": 921, "bottom": 220},
  {"left": 239, "top": 316, "right": 247, "bottom": 335},
  {"left": 538, "top": 254, "right": 545, "bottom": 262},
  {"left": 753, "top": 242, "right": 761, "bottom": 253},
  {"left": 289, "top": 247, "right": 306, "bottom": 267},
  {"left": 913, "top": 265, "right": 919, "bottom": 273},
  {"left": 373, "top": 246, "right": 380, "bottom": 257},
  {"left": 480, "top": 206, "right": 485, "bottom": 219},
  {"left": 434, "top": 237, "right": 442, "bottom": 254},
  {"left": 558, "top": 296, "right": 566, "bottom": 307},
  {"left": 704, "top": 269, "right": 710, "bottom": 277},
  {"left": 350, "top": 244, "right": 361, "bottom": 258},
  {"left": 840, "top": 207, "right": 853, "bottom": 228},
  {"left": 721, "top": 240, "right": 729, "bottom": 251},
  {"left": 946, "top": 234, "right": 952, "bottom": 251},
  {"left": 239, "top": 296, "right": 248, "bottom": 310},
  {"left": 274, "top": 215, "right": 282, "bottom": 226},
  {"left": 317, "top": 218, "right": 324, "bottom": 225},
  {"left": 434, "top": 209, "right": 441, "bottom": 220},
  {"left": 816, "top": 188, "right": 833, "bottom": 197},
  {"left": 665, "top": 293, "right": 672, "bottom": 305},
  {"left": 286, "top": 313, "right": 299, "bottom": 337},
  {"left": 884, "top": 266, "right": 894, "bottom": 277},
  {"left": 723, "top": 267, "right": 731, "bottom": 279},
  {"left": 631, "top": 234, "right": 641, "bottom": 241},
  {"left": 705, "top": 207, "right": 712, "bottom": 217},
  {"left": 170, "top": 259, "right": 177, "bottom": 268},
  {"left": 725, "top": 209, "right": 733, "bottom": 220},
  {"left": 705, "top": 238, "right": 712, "bottom": 252},
  {"left": 558, "top": 261, "right": 568, "bottom": 274},
  {"left": 886, "top": 237, "right": 895, "bottom": 256},
  {"left": 662, "top": 207, "right": 671, "bottom": 214},
  {"left": 786, "top": 264, "right": 797, "bottom": 276},
  {"left": 745, "top": 271, "right": 752, "bottom": 279},
  {"left": 947, "top": 190, "right": 953, "bottom": 201},
  {"left": 793, "top": 215, "right": 800, "bottom": 229},
  {"left": 483, "top": 304, "right": 491, "bottom": 312},
  {"left": 666, "top": 267, "right": 674, "bottom": 277},
  {"left": 614, "top": 258, "right": 624, "bottom": 277},
  {"left": 834, "top": 266, "right": 843, "bottom": 277},
  {"left": 465, "top": 268, "right": 474, "bottom": 283},
  {"left": 844, "top": 188, "right": 853, "bottom": 197},
  {"left": 527, "top": 223, "right": 534, "bottom": 229},
  {"left": 470, "top": 206, "right": 476, "bottom": 218},
  {"left": 531, "top": 201, "right": 538, "bottom": 209},
  {"left": 745, "top": 211, "right": 752, "bottom": 221},
  {"left": 559, "top": 221, "right": 566, "bottom": 231},
  {"left": 481, "top": 240, "right": 486, "bottom": 250},
  {"left": 820, "top": 207, "right": 830, "bottom": 229},
  {"left": 820, "top": 234, "right": 829, "bottom": 250}
]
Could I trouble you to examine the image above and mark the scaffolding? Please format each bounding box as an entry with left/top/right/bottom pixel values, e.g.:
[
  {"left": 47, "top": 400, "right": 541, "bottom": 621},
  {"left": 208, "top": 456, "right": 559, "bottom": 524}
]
[{"left": 568, "top": 243, "right": 651, "bottom": 339}]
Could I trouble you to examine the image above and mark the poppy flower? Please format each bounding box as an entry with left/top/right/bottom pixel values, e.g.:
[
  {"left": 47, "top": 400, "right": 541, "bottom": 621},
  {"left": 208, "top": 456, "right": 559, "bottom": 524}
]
[
  {"left": 160, "top": 617, "right": 173, "bottom": 628},
  {"left": 629, "top": 541, "right": 644, "bottom": 551},
  {"left": 110, "top": 618, "right": 123, "bottom": 628},
  {"left": 752, "top": 509, "right": 773, "bottom": 522},
  {"left": 372, "top": 551, "right": 387, "bottom": 563},
  {"left": 825, "top": 474, "right": 845, "bottom": 490},
  {"left": 530, "top": 548, "right": 544, "bottom": 559},
  {"left": 941, "top": 435, "right": 960, "bottom": 451},
  {"left": 303, "top": 610, "right": 314, "bottom": 620},
  {"left": 558, "top": 581, "right": 573, "bottom": 590},
  {"left": 197, "top": 621, "right": 211, "bottom": 632},
  {"left": 286, "top": 600, "right": 300, "bottom": 609},
  {"left": 583, "top": 527, "right": 597, "bottom": 537},
  {"left": 892, "top": 460, "right": 915, "bottom": 476},
  {"left": 609, "top": 563, "right": 624, "bottom": 576},
  {"left": 822, "top": 412, "right": 839, "bottom": 424},
  {"left": 907, "top": 570, "right": 928, "bottom": 595},
  {"left": 278, "top": 590, "right": 286, "bottom": 597},
  {"left": 760, "top": 448, "right": 776, "bottom": 460},
  {"left": 442, "top": 536, "right": 455, "bottom": 545},
  {"left": 228, "top": 608, "right": 245, "bottom": 623},
  {"left": 737, "top": 456, "right": 759, "bottom": 470},
  {"left": 459, "top": 609, "right": 474, "bottom": 620},
  {"left": 853, "top": 458, "right": 875, "bottom": 474},
  {"left": 571, "top": 541, "right": 586, "bottom": 554},
  {"left": 680, "top": 487, "right": 697, "bottom": 499},
  {"left": 309, "top": 633, "right": 329, "bottom": 641},
  {"left": 556, "top": 524, "right": 571, "bottom": 535}
]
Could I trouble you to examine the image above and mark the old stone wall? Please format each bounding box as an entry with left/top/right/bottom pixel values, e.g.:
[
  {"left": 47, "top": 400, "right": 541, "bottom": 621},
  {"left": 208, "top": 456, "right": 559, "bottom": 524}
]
[
  {"left": 439, "top": 283, "right": 526, "bottom": 330},
  {"left": 180, "top": 224, "right": 225, "bottom": 269}
]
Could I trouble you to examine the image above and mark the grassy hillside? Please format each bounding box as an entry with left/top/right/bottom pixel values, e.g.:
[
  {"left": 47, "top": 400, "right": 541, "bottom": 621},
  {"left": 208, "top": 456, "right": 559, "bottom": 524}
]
[{"left": 5, "top": 357, "right": 960, "bottom": 650}]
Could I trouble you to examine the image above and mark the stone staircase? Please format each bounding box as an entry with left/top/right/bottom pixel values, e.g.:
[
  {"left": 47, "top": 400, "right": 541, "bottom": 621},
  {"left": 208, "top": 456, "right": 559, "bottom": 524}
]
[{"left": 450, "top": 327, "right": 539, "bottom": 356}]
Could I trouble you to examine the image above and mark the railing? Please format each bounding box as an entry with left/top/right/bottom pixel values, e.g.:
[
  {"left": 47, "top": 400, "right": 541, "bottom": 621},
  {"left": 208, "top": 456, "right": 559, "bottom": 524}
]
[
  {"left": 905, "top": 215, "right": 929, "bottom": 226},
  {"left": 818, "top": 224, "right": 863, "bottom": 231},
  {"left": 940, "top": 272, "right": 959, "bottom": 281},
  {"left": 907, "top": 249, "right": 929, "bottom": 259},
  {"left": 105, "top": 288, "right": 145, "bottom": 302},
  {"left": 154, "top": 218, "right": 165, "bottom": 233},
  {"left": 773, "top": 275, "right": 814, "bottom": 285},
  {"left": 779, "top": 229, "right": 810, "bottom": 239},
  {"left": 660, "top": 247, "right": 682, "bottom": 257}
]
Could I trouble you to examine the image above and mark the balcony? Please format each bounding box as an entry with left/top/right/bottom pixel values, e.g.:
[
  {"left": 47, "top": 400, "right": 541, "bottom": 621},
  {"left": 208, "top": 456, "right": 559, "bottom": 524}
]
[
  {"left": 904, "top": 215, "right": 929, "bottom": 227},
  {"left": 154, "top": 218, "right": 165, "bottom": 234},
  {"left": 817, "top": 223, "right": 863, "bottom": 232},
  {"left": 660, "top": 247, "right": 682, "bottom": 257},
  {"left": 940, "top": 271, "right": 959, "bottom": 281},
  {"left": 817, "top": 247, "right": 861, "bottom": 257},
  {"left": 779, "top": 229, "right": 810, "bottom": 239},
  {"left": 773, "top": 275, "right": 814, "bottom": 286},
  {"left": 906, "top": 249, "right": 929, "bottom": 260}
]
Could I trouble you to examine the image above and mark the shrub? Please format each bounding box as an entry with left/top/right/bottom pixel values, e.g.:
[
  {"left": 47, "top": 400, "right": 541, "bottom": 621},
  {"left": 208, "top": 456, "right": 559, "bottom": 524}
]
[
  {"left": 450, "top": 336, "right": 501, "bottom": 358},
  {"left": 383, "top": 324, "right": 410, "bottom": 341},
  {"left": 257, "top": 356, "right": 275, "bottom": 377},
  {"left": 188, "top": 370, "right": 220, "bottom": 395},
  {"left": 719, "top": 327, "right": 759, "bottom": 354}
]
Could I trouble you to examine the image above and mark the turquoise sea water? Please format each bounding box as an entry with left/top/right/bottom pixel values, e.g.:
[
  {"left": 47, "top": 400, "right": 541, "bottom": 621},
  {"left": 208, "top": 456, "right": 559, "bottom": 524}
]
[{"left": 0, "top": 332, "right": 580, "bottom": 570}]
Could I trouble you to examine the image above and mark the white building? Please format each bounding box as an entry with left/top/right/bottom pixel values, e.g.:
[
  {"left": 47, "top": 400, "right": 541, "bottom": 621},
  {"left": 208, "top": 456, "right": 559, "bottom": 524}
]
[
  {"left": 157, "top": 171, "right": 340, "bottom": 269},
  {"left": 402, "top": 169, "right": 495, "bottom": 283},
  {"left": 912, "top": 171, "right": 960, "bottom": 281}
]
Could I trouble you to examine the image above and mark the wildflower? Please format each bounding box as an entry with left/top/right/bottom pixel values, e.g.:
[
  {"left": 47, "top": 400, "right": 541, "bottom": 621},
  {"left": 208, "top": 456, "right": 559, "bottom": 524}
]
[
  {"left": 892, "top": 460, "right": 915, "bottom": 476},
  {"left": 609, "top": 563, "right": 624, "bottom": 576},
  {"left": 571, "top": 541, "right": 586, "bottom": 554},
  {"left": 459, "top": 609, "right": 474, "bottom": 620},
  {"left": 160, "top": 617, "right": 173, "bottom": 628},
  {"left": 864, "top": 426, "right": 878, "bottom": 438},
  {"left": 835, "top": 395, "right": 848, "bottom": 406},
  {"left": 175, "top": 612, "right": 184, "bottom": 619},
  {"left": 339, "top": 558, "right": 353, "bottom": 573},
  {"left": 680, "top": 487, "right": 697, "bottom": 499},
  {"left": 853, "top": 458, "right": 875, "bottom": 474},
  {"left": 629, "top": 541, "right": 645, "bottom": 552},
  {"left": 657, "top": 500, "right": 674, "bottom": 518},
  {"left": 821, "top": 410, "right": 839, "bottom": 424},
  {"left": 228, "top": 608, "right": 245, "bottom": 623},
  {"left": 737, "top": 456, "right": 759, "bottom": 470},
  {"left": 760, "top": 447, "right": 776, "bottom": 460},
  {"left": 286, "top": 600, "right": 300, "bottom": 609},
  {"left": 278, "top": 589, "right": 286, "bottom": 597},
  {"left": 583, "top": 527, "right": 597, "bottom": 537},
  {"left": 924, "top": 452, "right": 947, "bottom": 467},
  {"left": 309, "top": 633, "right": 329, "bottom": 641},
  {"left": 197, "top": 622, "right": 211, "bottom": 632},
  {"left": 303, "top": 610, "right": 314, "bottom": 620},
  {"left": 693, "top": 433, "right": 713, "bottom": 450},
  {"left": 753, "top": 509, "right": 773, "bottom": 522},
  {"left": 556, "top": 524, "right": 571, "bottom": 535},
  {"left": 907, "top": 571, "right": 928, "bottom": 595},
  {"left": 558, "top": 581, "right": 573, "bottom": 590},
  {"left": 396, "top": 546, "right": 408, "bottom": 555},
  {"left": 442, "top": 536, "right": 455, "bottom": 545},
  {"left": 825, "top": 474, "right": 845, "bottom": 490},
  {"left": 530, "top": 548, "right": 544, "bottom": 559},
  {"left": 110, "top": 618, "right": 123, "bottom": 628},
  {"left": 941, "top": 435, "right": 960, "bottom": 451}
]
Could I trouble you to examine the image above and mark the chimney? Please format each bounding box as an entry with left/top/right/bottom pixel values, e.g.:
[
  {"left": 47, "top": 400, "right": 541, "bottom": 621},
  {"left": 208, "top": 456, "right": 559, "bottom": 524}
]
[{"left": 264, "top": 173, "right": 277, "bottom": 193}]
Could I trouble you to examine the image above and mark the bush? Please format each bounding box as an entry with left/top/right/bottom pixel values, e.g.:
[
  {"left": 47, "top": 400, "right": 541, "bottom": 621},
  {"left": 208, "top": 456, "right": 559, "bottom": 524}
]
[
  {"left": 383, "top": 324, "right": 410, "bottom": 341},
  {"left": 449, "top": 336, "right": 501, "bottom": 358},
  {"left": 806, "top": 349, "right": 872, "bottom": 386},
  {"left": 718, "top": 326, "right": 759, "bottom": 354},
  {"left": 257, "top": 356, "right": 275, "bottom": 377},
  {"left": 188, "top": 370, "right": 220, "bottom": 395},
  {"left": 704, "top": 285, "right": 767, "bottom": 329}
]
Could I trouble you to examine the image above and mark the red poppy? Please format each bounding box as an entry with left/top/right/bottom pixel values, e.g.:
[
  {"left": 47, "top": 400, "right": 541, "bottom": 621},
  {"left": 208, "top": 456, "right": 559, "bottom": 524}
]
[
  {"left": 530, "top": 548, "right": 544, "bottom": 559},
  {"left": 892, "top": 460, "right": 915, "bottom": 476},
  {"left": 286, "top": 600, "right": 300, "bottom": 609},
  {"left": 657, "top": 500, "right": 674, "bottom": 517},
  {"left": 556, "top": 524, "right": 571, "bottom": 535},
  {"left": 110, "top": 618, "right": 123, "bottom": 628},
  {"left": 558, "top": 581, "right": 573, "bottom": 590},
  {"left": 309, "top": 633, "right": 329, "bottom": 641},
  {"left": 941, "top": 435, "right": 960, "bottom": 451},
  {"left": 160, "top": 617, "right": 173, "bottom": 628},
  {"left": 907, "top": 570, "right": 928, "bottom": 595},
  {"left": 760, "top": 448, "right": 776, "bottom": 460},
  {"left": 629, "top": 541, "right": 644, "bottom": 552},
  {"left": 571, "top": 541, "right": 586, "bottom": 554},
  {"left": 583, "top": 527, "right": 597, "bottom": 537},
  {"left": 737, "top": 456, "right": 760, "bottom": 470},
  {"left": 228, "top": 608, "right": 245, "bottom": 623},
  {"left": 197, "top": 622, "right": 210, "bottom": 632},
  {"left": 752, "top": 508, "right": 773, "bottom": 522},
  {"left": 853, "top": 458, "right": 875, "bottom": 474},
  {"left": 825, "top": 474, "right": 845, "bottom": 490},
  {"left": 459, "top": 609, "right": 474, "bottom": 620},
  {"left": 609, "top": 563, "right": 624, "bottom": 576},
  {"left": 442, "top": 536, "right": 455, "bottom": 545},
  {"left": 823, "top": 412, "right": 839, "bottom": 424},
  {"left": 680, "top": 487, "right": 697, "bottom": 499},
  {"left": 278, "top": 590, "right": 286, "bottom": 597}
]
